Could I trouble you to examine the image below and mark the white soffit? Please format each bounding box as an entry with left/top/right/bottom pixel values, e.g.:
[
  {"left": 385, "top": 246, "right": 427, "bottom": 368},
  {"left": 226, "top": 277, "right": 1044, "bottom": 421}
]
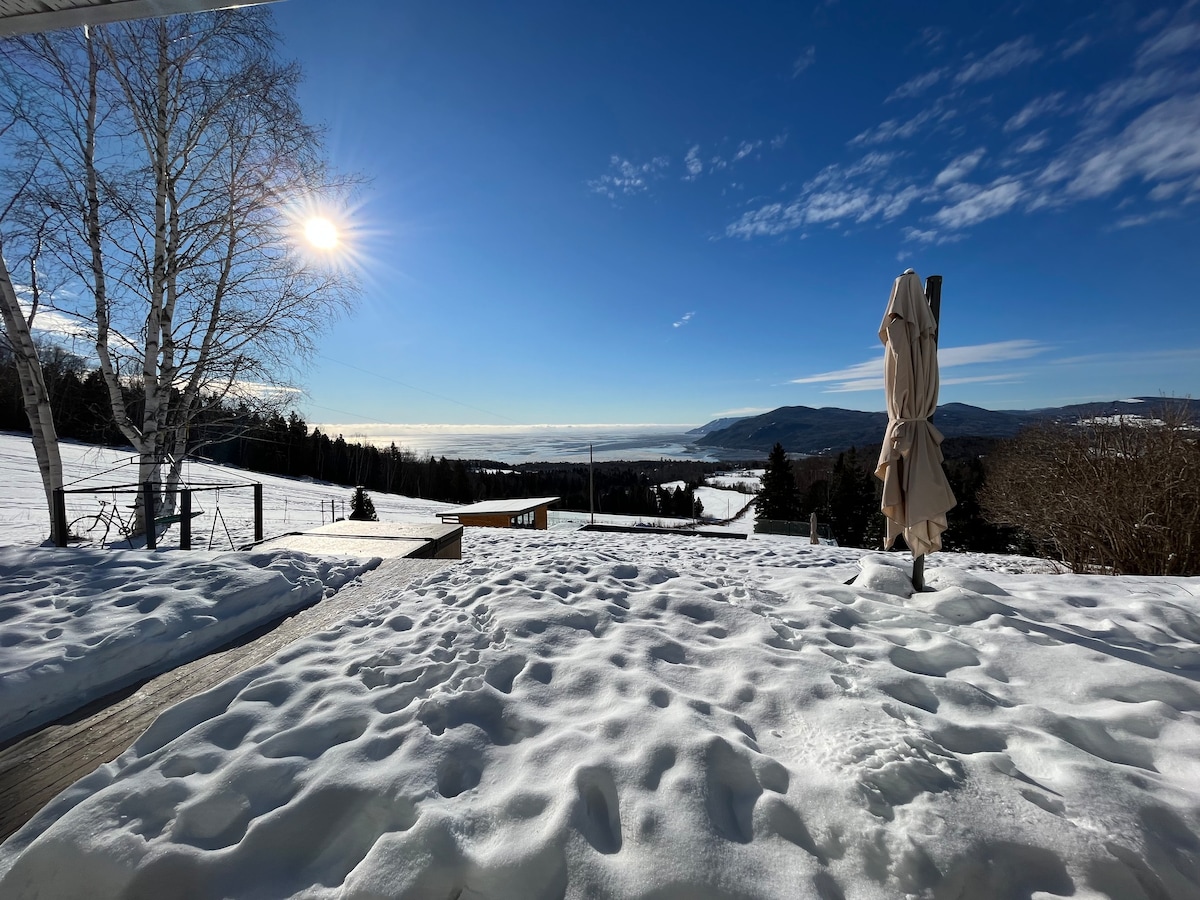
[{"left": 0, "top": 0, "right": 280, "bottom": 38}]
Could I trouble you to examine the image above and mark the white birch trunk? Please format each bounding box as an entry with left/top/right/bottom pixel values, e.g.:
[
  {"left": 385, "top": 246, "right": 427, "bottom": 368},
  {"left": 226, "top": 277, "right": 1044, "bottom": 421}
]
[{"left": 0, "top": 251, "right": 65, "bottom": 543}]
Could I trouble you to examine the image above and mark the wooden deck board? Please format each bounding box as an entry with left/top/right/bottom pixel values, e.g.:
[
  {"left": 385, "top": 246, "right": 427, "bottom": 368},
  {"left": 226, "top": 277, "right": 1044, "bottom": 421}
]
[{"left": 0, "top": 557, "right": 451, "bottom": 844}]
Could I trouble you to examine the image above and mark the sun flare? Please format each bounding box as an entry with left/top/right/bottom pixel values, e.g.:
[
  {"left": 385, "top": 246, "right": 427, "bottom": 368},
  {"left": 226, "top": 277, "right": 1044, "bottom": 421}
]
[{"left": 304, "top": 217, "right": 339, "bottom": 250}]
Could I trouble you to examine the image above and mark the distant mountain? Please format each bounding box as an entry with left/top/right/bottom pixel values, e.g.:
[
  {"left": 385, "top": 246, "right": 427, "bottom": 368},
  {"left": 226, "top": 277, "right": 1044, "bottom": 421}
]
[
  {"left": 695, "top": 396, "right": 1199, "bottom": 455},
  {"left": 687, "top": 416, "right": 748, "bottom": 436}
]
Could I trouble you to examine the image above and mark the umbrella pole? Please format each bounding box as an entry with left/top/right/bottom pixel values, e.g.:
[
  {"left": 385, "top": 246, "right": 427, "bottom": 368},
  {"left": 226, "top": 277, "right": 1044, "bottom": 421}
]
[{"left": 911, "top": 274, "right": 943, "bottom": 592}]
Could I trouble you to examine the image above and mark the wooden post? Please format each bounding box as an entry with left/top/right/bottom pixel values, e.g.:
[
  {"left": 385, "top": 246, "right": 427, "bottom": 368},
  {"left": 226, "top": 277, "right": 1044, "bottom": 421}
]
[
  {"left": 810, "top": 511, "right": 819, "bottom": 545},
  {"left": 53, "top": 488, "right": 68, "bottom": 547},
  {"left": 589, "top": 444, "right": 594, "bottom": 525},
  {"left": 912, "top": 274, "right": 944, "bottom": 592},
  {"left": 143, "top": 481, "right": 156, "bottom": 550},
  {"left": 253, "top": 483, "right": 263, "bottom": 542},
  {"left": 180, "top": 490, "right": 192, "bottom": 550}
]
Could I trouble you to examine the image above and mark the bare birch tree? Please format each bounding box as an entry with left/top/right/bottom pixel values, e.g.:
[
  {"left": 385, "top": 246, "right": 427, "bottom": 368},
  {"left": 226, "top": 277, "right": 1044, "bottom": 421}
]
[
  {"left": 0, "top": 113, "right": 67, "bottom": 544},
  {"left": 1, "top": 10, "right": 356, "bottom": 535}
]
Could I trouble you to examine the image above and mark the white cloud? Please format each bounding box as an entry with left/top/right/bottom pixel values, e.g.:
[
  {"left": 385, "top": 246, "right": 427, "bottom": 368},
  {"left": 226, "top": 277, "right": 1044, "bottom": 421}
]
[
  {"left": 912, "top": 27, "right": 947, "bottom": 54},
  {"left": 1084, "top": 67, "right": 1199, "bottom": 125},
  {"left": 673, "top": 311, "right": 695, "bottom": 328},
  {"left": 931, "top": 179, "right": 1024, "bottom": 229},
  {"left": 587, "top": 155, "right": 670, "bottom": 199},
  {"left": 903, "top": 227, "right": 939, "bottom": 244},
  {"left": 789, "top": 355, "right": 882, "bottom": 386},
  {"left": 725, "top": 202, "right": 803, "bottom": 238},
  {"left": 791, "top": 340, "right": 1047, "bottom": 392},
  {"left": 1061, "top": 35, "right": 1092, "bottom": 59},
  {"left": 713, "top": 407, "right": 774, "bottom": 417},
  {"left": 1137, "top": 21, "right": 1200, "bottom": 65},
  {"left": 28, "top": 309, "right": 93, "bottom": 341},
  {"left": 956, "top": 37, "right": 1043, "bottom": 84},
  {"left": 770, "top": 133, "right": 789, "bottom": 150},
  {"left": 733, "top": 140, "right": 762, "bottom": 162},
  {"left": 850, "top": 106, "right": 938, "bottom": 146},
  {"left": 887, "top": 68, "right": 946, "bottom": 102},
  {"left": 1014, "top": 132, "right": 1049, "bottom": 154},
  {"left": 1064, "top": 94, "right": 1200, "bottom": 199},
  {"left": 934, "top": 148, "right": 986, "bottom": 187},
  {"left": 792, "top": 46, "right": 816, "bottom": 78},
  {"left": 726, "top": 185, "right": 919, "bottom": 239},
  {"left": 726, "top": 153, "right": 919, "bottom": 239},
  {"left": 1004, "top": 92, "right": 1065, "bottom": 132},
  {"left": 936, "top": 339, "right": 1045, "bottom": 367},
  {"left": 1110, "top": 209, "right": 1176, "bottom": 229},
  {"left": 228, "top": 380, "right": 303, "bottom": 402},
  {"left": 683, "top": 145, "right": 703, "bottom": 181}
]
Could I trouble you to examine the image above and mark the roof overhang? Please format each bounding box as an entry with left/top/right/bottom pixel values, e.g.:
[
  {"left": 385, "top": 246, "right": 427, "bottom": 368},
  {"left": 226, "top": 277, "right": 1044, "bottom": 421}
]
[
  {"left": 0, "top": 0, "right": 281, "bottom": 38},
  {"left": 438, "top": 497, "right": 561, "bottom": 518}
]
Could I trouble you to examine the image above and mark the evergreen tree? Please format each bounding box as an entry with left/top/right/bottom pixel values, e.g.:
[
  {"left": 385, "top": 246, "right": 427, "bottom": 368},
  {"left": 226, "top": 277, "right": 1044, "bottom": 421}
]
[
  {"left": 827, "top": 448, "right": 880, "bottom": 548},
  {"left": 756, "top": 443, "right": 803, "bottom": 521},
  {"left": 349, "top": 487, "right": 378, "bottom": 521}
]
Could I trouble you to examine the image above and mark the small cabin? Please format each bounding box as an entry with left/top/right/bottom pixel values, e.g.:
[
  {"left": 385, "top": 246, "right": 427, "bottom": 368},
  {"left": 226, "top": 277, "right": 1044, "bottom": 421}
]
[{"left": 437, "top": 497, "right": 559, "bottom": 530}]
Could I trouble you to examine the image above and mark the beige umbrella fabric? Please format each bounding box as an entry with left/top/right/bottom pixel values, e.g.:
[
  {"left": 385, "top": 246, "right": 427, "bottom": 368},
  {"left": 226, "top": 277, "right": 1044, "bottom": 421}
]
[{"left": 874, "top": 269, "right": 956, "bottom": 558}]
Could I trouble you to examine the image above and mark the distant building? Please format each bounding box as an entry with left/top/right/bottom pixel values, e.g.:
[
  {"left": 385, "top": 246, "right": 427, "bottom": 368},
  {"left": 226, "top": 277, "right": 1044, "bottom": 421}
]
[{"left": 437, "top": 497, "right": 559, "bottom": 530}]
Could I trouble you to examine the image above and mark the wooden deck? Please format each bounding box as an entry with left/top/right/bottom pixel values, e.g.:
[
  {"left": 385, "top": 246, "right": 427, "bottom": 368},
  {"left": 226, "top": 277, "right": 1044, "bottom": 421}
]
[{"left": 0, "top": 556, "right": 453, "bottom": 844}]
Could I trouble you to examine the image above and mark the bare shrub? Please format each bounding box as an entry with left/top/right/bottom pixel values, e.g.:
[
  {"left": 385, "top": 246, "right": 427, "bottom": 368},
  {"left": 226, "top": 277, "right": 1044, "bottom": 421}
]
[{"left": 981, "top": 403, "right": 1199, "bottom": 575}]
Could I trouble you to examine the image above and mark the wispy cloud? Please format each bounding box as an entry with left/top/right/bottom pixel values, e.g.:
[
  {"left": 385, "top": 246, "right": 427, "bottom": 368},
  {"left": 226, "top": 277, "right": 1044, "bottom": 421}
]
[
  {"left": 911, "top": 27, "right": 948, "bottom": 55},
  {"left": 936, "top": 339, "right": 1046, "bottom": 367},
  {"left": 683, "top": 145, "right": 703, "bottom": 181},
  {"left": 849, "top": 104, "right": 941, "bottom": 146},
  {"left": 792, "top": 46, "right": 816, "bottom": 78},
  {"left": 733, "top": 140, "right": 762, "bottom": 162},
  {"left": 934, "top": 148, "right": 986, "bottom": 187},
  {"left": 791, "top": 339, "right": 1048, "bottom": 393},
  {"left": 902, "top": 226, "right": 964, "bottom": 247},
  {"left": 673, "top": 311, "right": 695, "bottom": 328},
  {"left": 1055, "top": 94, "right": 1200, "bottom": 200},
  {"left": 1110, "top": 208, "right": 1177, "bottom": 229},
  {"left": 1061, "top": 35, "right": 1092, "bottom": 58},
  {"left": 1136, "top": 20, "right": 1200, "bottom": 65},
  {"left": 28, "top": 308, "right": 93, "bottom": 342},
  {"left": 726, "top": 157, "right": 920, "bottom": 239},
  {"left": 1004, "top": 92, "right": 1066, "bottom": 132},
  {"left": 931, "top": 179, "right": 1025, "bottom": 229},
  {"left": 955, "top": 36, "right": 1042, "bottom": 84},
  {"left": 1013, "top": 131, "right": 1049, "bottom": 154},
  {"left": 587, "top": 155, "right": 670, "bottom": 199},
  {"left": 713, "top": 407, "right": 773, "bottom": 417},
  {"left": 887, "top": 68, "right": 946, "bottom": 102}
]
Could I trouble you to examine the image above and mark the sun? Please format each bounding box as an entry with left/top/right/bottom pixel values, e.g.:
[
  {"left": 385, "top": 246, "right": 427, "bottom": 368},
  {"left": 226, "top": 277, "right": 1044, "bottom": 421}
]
[{"left": 304, "top": 217, "right": 339, "bottom": 250}]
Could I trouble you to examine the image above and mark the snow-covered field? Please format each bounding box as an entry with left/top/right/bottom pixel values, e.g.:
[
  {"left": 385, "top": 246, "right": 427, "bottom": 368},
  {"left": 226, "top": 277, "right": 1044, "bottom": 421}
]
[
  {"left": 2, "top": 433, "right": 1199, "bottom": 898},
  {"left": 0, "top": 432, "right": 454, "bottom": 549}
]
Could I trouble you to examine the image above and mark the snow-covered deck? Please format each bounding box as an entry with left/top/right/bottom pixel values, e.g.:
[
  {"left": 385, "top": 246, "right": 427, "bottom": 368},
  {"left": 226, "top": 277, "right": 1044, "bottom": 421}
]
[
  {"left": 0, "top": 557, "right": 453, "bottom": 845},
  {"left": 253, "top": 520, "right": 463, "bottom": 560}
]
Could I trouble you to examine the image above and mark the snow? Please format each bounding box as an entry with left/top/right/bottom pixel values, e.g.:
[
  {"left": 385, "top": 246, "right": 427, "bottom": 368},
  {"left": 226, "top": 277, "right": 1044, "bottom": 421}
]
[
  {"left": 0, "top": 547, "right": 378, "bottom": 745},
  {"left": 0, "top": 432, "right": 454, "bottom": 548},
  {"left": 2, "top": 433, "right": 1200, "bottom": 898}
]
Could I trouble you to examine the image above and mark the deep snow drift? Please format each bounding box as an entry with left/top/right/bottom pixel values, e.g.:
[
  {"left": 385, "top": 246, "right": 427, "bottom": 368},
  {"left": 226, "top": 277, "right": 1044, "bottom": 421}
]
[{"left": 2, "top": 526, "right": 1198, "bottom": 899}]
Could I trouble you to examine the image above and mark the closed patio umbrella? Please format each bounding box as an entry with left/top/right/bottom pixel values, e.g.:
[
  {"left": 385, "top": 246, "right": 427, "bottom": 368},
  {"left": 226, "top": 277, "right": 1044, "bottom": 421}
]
[{"left": 874, "top": 269, "right": 956, "bottom": 588}]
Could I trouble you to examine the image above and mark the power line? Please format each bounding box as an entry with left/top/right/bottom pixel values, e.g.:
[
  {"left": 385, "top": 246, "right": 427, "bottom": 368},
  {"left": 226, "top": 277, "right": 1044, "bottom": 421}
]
[{"left": 316, "top": 354, "right": 528, "bottom": 425}]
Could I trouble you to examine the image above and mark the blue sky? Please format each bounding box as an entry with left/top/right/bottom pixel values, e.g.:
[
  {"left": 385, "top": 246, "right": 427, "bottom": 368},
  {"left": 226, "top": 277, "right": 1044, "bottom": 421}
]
[{"left": 272, "top": 0, "right": 1200, "bottom": 427}]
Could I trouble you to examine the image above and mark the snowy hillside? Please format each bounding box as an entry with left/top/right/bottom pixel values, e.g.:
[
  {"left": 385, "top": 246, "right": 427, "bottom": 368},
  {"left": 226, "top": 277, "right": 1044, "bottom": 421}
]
[
  {"left": 0, "top": 432, "right": 454, "bottom": 548},
  {"left": 1, "top": 433, "right": 1199, "bottom": 898}
]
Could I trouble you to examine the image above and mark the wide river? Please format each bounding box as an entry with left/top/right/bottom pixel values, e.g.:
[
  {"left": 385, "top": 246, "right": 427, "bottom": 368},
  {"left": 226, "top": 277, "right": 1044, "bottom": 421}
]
[{"left": 307, "top": 424, "right": 760, "bottom": 464}]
